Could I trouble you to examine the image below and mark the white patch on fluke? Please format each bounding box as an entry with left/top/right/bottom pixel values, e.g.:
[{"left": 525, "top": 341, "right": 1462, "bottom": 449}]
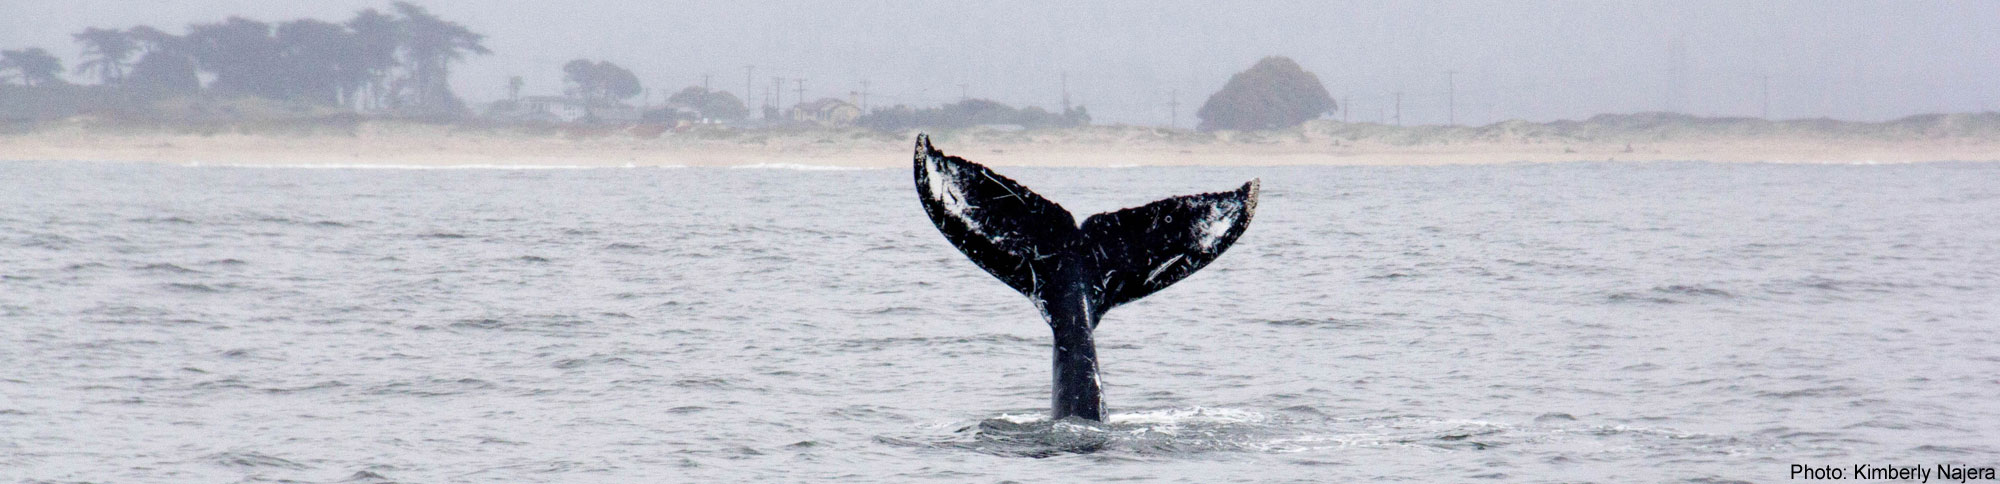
[
  {"left": 1145, "top": 254, "right": 1184, "bottom": 284},
  {"left": 924, "top": 158, "right": 984, "bottom": 236},
  {"left": 1194, "top": 202, "right": 1239, "bottom": 250}
]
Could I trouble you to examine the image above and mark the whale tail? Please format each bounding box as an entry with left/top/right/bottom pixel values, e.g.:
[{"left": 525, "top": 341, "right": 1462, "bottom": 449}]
[
  {"left": 913, "top": 134, "right": 1257, "bottom": 314},
  {"left": 913, "top": 133, "right": 1256, "bottom": 420}
]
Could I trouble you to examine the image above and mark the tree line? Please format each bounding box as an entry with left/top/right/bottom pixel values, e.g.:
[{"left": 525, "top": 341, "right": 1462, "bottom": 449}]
[
  {"left": 12, "top": 5, "right": 1340, "bottom": 131},
  {"left": 0, "top": 2, "right": 487, "bottom": 118}
]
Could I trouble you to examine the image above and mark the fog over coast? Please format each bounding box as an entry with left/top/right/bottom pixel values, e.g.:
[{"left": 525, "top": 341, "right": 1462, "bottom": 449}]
[
  {"left": 4, "top": 0, "right": 1996, "bottom": 125},
  {"left": 2, "top": 1, "right": 1996, "bottom": 166}
]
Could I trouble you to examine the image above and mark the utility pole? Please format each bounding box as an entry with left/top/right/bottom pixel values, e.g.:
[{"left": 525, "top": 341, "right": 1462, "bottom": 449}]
[
  {"left": 794, "top": 79, "right": 807, "bottom": 109},
  {"left": 1061, "top": 72, "right": 1071, "bottom": 113},
  {"left": 744, "top": 65, "right": 755, "bottom": 109},
  {"left": 958, "top": 83, "right": 969, "bottom": 101},
  {"left": 1343, "top": 95, "right": 1350, "bottom": 123},
  {"left": 1445, "top": 70, "right": 1457, "bottom": 126},
  {"left": 859, "top": 79, "right": 871, "bottom": 112},
  {"left": 703, "top": 74, "right": 712, "bottom": 92},
  {"left": 1393, "top": 91, "right": 1403, "bottom": 126},
  {"left": 1761, "top": 75, "right": 1770, "bottom": 120},
  {"left": 772, "top": 77, "right": 785, "bottom": 113},
  {"left": 1167, "top": 90, "right": 1180, "bottom": 129}
]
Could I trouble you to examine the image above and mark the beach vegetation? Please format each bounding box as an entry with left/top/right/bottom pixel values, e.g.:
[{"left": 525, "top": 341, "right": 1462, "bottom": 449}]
[
  {"left": 0, "top": 2, "right": 487, "bottom": 122},
  {"left": 857, "top": 98, "right": 1090, "bottom": 132},
  {"left": 562, "top": 59, "right": 642, "bottom": 104},
  {"left": 1196, "top": 56, "right": 1335, "bottom": 132}
]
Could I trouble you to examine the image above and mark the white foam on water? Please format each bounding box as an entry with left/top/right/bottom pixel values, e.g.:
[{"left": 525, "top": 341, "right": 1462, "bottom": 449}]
[{"left": 1108, "top": 406, "right": 1269, "bottom": 425}]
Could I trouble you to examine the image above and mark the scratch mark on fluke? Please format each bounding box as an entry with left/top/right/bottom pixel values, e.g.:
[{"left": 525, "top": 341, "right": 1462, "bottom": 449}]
[{"left": 912, "top": 133, "right": 1259, "bottom": 421}]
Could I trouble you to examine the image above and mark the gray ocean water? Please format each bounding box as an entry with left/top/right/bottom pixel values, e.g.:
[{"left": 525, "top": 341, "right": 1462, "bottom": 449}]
[{"left": 2, "top": 160, "right": 1997, "bottom": 483}]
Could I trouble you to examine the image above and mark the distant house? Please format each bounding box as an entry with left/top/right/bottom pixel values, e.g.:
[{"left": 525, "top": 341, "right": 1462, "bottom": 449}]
[
  {"left": 488, "top": 95, "right": 640, "bottom": 123},
  {"left": 791, "top": 97, "right": 862, "bottom": 126}
]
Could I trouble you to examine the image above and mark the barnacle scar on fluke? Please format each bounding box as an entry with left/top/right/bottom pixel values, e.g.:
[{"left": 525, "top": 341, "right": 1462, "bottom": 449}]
[{"left": 911, "top": 133, "right": 1259, "bottom": 422}]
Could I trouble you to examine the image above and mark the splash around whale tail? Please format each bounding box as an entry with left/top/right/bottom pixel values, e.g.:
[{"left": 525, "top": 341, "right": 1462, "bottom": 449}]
[{"left": 912, "top": 133, "right": 1258, "bottom": 316}]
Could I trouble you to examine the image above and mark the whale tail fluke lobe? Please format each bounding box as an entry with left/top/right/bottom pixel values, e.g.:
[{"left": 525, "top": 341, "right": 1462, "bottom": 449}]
[
  {"left": 1076, "top": 179, "right": 1258, "bottom": 316},
  {"left": 913, "top": 133, "right": 1257, "bottom": 421},
  {"left": 913, "top": 134, "right": 1077, "bottom": 299}
]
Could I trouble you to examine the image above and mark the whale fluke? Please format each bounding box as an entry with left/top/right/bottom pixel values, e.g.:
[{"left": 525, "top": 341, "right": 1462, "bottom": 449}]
[{"left": 913, "top": 134, "right": 1257, "bottom": 421}]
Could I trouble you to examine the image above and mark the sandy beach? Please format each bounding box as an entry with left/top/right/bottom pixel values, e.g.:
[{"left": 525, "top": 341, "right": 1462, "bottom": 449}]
[{"left": 5, "top": 115, "right": 1999, "bottom": 167}]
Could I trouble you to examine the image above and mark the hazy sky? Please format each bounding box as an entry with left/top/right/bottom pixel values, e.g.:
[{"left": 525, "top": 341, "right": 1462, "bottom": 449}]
[{"left": 4, "top": 1, "right": 1996, "bottom": 125}]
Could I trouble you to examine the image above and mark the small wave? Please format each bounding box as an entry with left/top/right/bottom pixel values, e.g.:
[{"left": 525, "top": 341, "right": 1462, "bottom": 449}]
[
  {"left": 1654, "top": 284, "right": 1733, "bottom": 298},
  {"left": 1755, "top": 385, "right": 1859, "bottom": 399},
  {"left": 1910, "top": 444, "right": 1986, "bottom": 455},
  {"left": 1265, "top": 318, "right": 1371, "bottom": 329},
  {"left": 450, "top": 318, "right": 507, "bottom": 330},
  {"left": 163, "top": 282, "right": 221, "bottom": 293},
  {"left": 672, "top": 378, "right": 735, "bottom": 389},
  {"left": 1785, "top": 276, "right": 1914, "bottom": 293},
  {"left": 129, "top": 216, "right": 196, "bottom": 224},
  {"left": 253, "top": 216, "right": 353, "bottom": 228},
  {"left": 206, "top": 451, "right": 309, "bottom": 470},
  {"left": 365, "top": 377, "right": 497, "bottom": 397},
  {"left": 263, "top": 380, "right": 349, "bottom": 394},
  {"left": 1606, "top": 284, "right": 1736, "bottom": 304},
  {"left": 859, "top": 306, "right": 930, "bottom": 315},
  {"left": 136, "top": 263, "right": 201, "bottom": 273},
  {"left": 343, "top": 470, "right": 396, "bottom": 483},
  {"left": 836, "top": 334, "right": 1038, "bottom": 350},
  {"left": 1533, "top": 412, "right": 1578, "bottom": 423},
  {"left": 552, "top": 356, "right": 636, "bottom": 369},
  {"left": 1605, "top": 292, "right": 1679, "bottom": 304}
]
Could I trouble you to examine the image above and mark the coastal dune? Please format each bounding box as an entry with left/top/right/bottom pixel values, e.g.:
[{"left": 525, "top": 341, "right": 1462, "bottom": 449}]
[{"left": 5, "top": 113, "right": 1999, "bottom": 167}]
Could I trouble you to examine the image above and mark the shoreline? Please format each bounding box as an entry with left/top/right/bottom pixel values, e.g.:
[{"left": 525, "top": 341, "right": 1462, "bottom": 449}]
[{"left": 5, "top": 117, "right": 1999, "bottom": 167}]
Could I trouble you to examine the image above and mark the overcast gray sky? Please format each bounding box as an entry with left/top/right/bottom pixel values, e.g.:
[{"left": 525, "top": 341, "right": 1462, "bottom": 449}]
[{"left": 4, "top": 0, "right": 1996, "bottom": 125}]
